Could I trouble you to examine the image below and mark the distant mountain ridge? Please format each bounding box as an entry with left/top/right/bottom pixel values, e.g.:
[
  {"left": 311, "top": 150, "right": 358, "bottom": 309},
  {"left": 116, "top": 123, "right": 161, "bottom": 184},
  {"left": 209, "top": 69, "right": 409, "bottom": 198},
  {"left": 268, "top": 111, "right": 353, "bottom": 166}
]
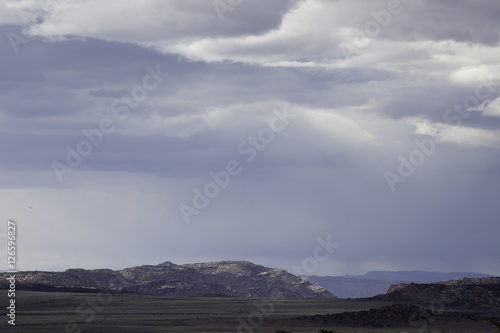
[
  {"left": 305, "top": 276, "right": 404, "bottom": 299},
  {"left": 347, "top": 270, "right": 494, "bottom": 282},
  {"left": 305, "top": 271, "right": 496, "bottom": 299},
  {"left": 0, "top": 261, "right": 335, "bottom": 298}
]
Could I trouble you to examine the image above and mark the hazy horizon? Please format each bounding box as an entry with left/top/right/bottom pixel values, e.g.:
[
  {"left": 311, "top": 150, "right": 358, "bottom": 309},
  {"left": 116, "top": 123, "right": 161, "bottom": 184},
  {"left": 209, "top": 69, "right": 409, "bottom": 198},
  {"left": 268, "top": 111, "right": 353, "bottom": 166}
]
[{"left": 1, "top": 260, "right": 498, "bottom": 279}]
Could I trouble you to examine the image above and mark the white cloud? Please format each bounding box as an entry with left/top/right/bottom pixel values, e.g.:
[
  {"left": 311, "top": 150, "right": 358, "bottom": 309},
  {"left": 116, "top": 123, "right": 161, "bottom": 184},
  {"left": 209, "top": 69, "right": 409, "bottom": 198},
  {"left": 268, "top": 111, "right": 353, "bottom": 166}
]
[
  {"left": 478, "top": 98, "right": 500, "bottom": 117},
  {"left": 8, "top": 0, "right": 296, "bottom": 42},
  {"left": 410, "top": 117, "right": 500, "bottom": 148}
]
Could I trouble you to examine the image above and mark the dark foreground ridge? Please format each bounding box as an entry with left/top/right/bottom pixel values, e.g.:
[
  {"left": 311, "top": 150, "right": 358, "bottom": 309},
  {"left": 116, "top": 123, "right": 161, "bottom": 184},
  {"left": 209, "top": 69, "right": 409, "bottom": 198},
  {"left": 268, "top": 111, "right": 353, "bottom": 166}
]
[
  {"left": 0, "top": 260, "right": 335, "bottom": 298},
  {"left": 304, "top": 303, "right": 497, "bottom": 328}
]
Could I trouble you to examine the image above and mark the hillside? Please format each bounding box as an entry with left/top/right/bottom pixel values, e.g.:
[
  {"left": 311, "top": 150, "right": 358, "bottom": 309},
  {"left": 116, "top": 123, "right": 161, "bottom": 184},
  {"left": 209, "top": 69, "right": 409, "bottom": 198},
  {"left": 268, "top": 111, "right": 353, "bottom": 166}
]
[
  {"left": 0, "top": 261, "right": 335, "bottom": 298},
  {"left": 375, "top": 277, "right": 500, "bottom": 310}
]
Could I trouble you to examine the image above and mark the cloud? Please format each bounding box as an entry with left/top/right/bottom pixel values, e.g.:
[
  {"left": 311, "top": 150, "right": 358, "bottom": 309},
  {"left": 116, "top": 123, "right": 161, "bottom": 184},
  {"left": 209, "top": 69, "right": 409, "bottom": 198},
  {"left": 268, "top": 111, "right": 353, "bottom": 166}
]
[
  {"left": 8, "top": 0, "right": 298, "bottom": 41},
  {"left": 478, "top": 97, "right": 500, "bottom": 117},
  {"left": 1, "top": 1, "right": 499, "bottom": 277},
  {"left": 410, "top": 117, "right": 500, "bottom": 148}
]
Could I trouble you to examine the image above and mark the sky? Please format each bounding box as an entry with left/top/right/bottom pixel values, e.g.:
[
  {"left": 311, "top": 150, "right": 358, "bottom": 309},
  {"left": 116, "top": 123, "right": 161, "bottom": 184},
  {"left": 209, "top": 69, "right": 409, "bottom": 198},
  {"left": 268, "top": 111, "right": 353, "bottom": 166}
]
[{"left": 0, "top": 0, "right": 499, "bottom": 277}]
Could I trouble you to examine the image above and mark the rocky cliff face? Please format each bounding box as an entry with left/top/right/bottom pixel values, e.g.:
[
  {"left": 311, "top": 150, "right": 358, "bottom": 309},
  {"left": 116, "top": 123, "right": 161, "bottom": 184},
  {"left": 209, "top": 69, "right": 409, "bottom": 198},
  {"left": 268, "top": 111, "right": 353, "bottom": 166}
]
[
  {"left": 380, "top": 277, "right": 500, "bottom": 310},
  {"left": 0, "top": 261, "right": 335, "bottom": 298},
  {"left": 304, "top": 271, "right": 495, "bottom": 299}
]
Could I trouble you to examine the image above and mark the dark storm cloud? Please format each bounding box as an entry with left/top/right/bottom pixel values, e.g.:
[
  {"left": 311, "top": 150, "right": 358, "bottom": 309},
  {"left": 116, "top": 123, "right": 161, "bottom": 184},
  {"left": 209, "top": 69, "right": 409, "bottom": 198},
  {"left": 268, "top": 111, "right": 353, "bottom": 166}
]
[
  {"left": 336, "top": 0, "right": 500, "bottom": 46},
  {"left": 417, "top": 0, "right": 500, "bottom": 45}
]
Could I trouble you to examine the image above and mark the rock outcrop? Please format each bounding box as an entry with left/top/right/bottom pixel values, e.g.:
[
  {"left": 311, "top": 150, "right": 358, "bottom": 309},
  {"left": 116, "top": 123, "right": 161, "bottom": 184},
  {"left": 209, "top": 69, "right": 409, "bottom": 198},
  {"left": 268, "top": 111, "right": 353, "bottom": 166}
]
[
  {"left": 0, "top": 261, "right": 335, "bottom": 298},
  {"left": 378, "top": 277, "right": 500, "bottom": 310}
]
